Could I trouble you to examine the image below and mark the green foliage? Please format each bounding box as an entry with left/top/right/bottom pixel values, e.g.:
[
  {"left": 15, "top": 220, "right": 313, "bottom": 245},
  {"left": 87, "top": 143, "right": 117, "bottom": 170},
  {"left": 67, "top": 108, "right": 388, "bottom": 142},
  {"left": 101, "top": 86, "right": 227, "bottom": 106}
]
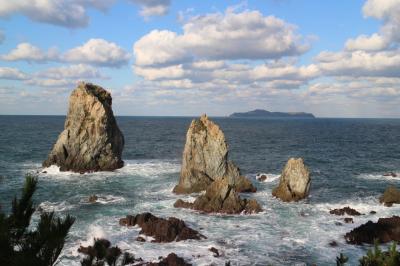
[
  {"left": 0, "top": 175, "right": 75, "bottom": 266},
  {"left": 359, "top": 241, "right": 400, "bottom": 266},
  {"left": 79, "top": 238, "right": 134, "bottom": 266},
  {"left": 337, "top": 253, "right": 349, "bottom": 266}
]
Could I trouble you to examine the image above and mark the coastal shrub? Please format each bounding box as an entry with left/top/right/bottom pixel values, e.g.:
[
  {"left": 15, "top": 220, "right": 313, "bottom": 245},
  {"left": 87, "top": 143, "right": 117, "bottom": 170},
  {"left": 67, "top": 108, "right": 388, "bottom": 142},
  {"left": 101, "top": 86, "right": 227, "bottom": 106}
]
[
  {"left": 359, "top": 242, "right": 400, "bottom": 266},
  {"left": 0, "top": 175, "right": 75, "bottom": 266}
]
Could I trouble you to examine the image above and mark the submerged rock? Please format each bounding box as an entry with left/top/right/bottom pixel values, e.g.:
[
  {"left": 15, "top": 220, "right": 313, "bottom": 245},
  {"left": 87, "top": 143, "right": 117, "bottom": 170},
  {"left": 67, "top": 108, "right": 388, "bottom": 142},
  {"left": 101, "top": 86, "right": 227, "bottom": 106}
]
[
  {"left": 379, "top": 185, "right": 400, "bottom": 207},
  {"left": 329, "top": 207, "right": 361, "bottom": 216},
  {"left": 173, "top": 114, "right": 255, "bottom": 194},
  {"left": 272, "top": 158, "right": 311, "bottom": 202},
  {"left": 174, "top": 177, "right": 262, "bottom": 214},
  {"left": 43, "top": 82, "right": 124, "bottom": 172},
  {"left": 119, "top": 212, "right": 205, "bottom": 242},
  {"left": 345, "top": 216, "right": 400, "bottom": 244},
  {"left": 147, "top": 253, "right": 191, "bottom": 266}
]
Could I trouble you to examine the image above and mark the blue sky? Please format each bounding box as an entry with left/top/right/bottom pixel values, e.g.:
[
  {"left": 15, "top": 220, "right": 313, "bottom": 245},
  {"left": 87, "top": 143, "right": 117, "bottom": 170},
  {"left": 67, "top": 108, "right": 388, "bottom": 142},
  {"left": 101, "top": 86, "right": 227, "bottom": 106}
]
[{"left": 0, "top": 0, "right": 399, "bottom": 117}]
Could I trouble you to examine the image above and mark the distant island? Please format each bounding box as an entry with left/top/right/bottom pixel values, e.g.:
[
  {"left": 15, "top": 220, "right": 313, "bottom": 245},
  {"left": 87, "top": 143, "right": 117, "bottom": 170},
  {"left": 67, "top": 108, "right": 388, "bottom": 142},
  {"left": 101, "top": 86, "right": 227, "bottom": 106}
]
[{"left": 229, "top": 109, "right": 316, "bottom": 119}]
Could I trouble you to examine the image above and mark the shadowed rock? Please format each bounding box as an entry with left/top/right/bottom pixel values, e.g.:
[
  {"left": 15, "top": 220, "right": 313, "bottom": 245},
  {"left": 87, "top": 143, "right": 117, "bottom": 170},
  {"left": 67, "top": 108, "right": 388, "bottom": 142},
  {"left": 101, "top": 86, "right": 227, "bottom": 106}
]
[
  {"left": 379, "top": 185, "right": 400, "bottom": 207},
  {"left": 119, "top": 212, "right": 205, "bottom": 242},
  {"left": 272, "top": 158, "right": 310, "bottom": 202},
  {"left": 173, "top": 115, "right": 255, "bottom": 194},
  {"left": 329, "top": 207, "right": 361, "bottom": 216},
  {"left": 147, "top": 253, "right": 191, "bottom": 266},
  {"left": 345, "top": 216, "right": 400, "bottom": 244},
  {"left": 174, "top": 177, "right": 262, "bottom": 214},
  {"left": 43, "top": 82, "right": 124, "bottom": 172}
]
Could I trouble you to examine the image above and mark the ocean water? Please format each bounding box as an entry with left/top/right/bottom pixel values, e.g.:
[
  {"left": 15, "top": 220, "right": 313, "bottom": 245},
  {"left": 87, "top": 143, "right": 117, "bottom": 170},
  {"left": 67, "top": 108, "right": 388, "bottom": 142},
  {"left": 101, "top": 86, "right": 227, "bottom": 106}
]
[{"left": 0, "top": 116, "right": 400, "bottom": 265}]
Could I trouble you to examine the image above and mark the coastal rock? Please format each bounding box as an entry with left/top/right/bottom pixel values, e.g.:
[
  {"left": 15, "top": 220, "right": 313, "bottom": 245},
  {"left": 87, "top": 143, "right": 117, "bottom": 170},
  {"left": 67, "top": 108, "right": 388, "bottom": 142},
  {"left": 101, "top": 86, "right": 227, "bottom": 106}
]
[
  {"left": 173, "top": 114, "right": 255, "bottom": 194},
  {"left": 256, "top": 174, "right": 268, "bottom": 182},
  {"left": 329, "top": 207, "right": 361, "bottom": 216},
  {"left": 43, "top": 82, "right": 124, "bottom": 172},
  {"left": 272, "top": 158, "right": 311, "bottom": 202},
  {"left": 344, "top": 217, "right": 354, "bottom": 224},
  {"left": 147, "top": 253, "right": 191, "bottom": 266},
  {"left": 379, "top": 185, "right": 400, "bottom": 207},
  {"left": 88, "top": 195, "right": 98, "bottom": 203},
  {"left": 119, "top": 212, "right": 205, "bottom": 242},
  {"left": 209, "top": 247, "right": 219, "bottom": 257},
  {"left": 174, "top": 177, "right": 262, "bottom": 214},
  {"left": 345, "top": 216, "right": 400, "bottom": 244},
  {"left": 383, "top": 172, "right": 397, "bottom": 177}
]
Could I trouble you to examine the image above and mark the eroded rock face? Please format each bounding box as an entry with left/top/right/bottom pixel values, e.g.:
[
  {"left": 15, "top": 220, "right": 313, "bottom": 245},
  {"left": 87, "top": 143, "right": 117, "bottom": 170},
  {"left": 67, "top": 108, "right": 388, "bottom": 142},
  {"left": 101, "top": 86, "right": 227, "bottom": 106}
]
[
  {"left": 272, "top": 158, "right": 311, "bottom": 202},
  {"left": 379, "top": 185, "right": 400, "bottom": 207},
  {"left": 174, "top": 177, "right": 262, "bottom": 214},
  {"left": 345, "top": 216, "right": 400, "bottom": 244},
  {"left": 147, "top": 253, "right": 191, "bottom": 266},
  {"left": 329, "top": 207, "right": 362, "bottom": 216},
  {"left": 119, "top": 212, "right": 205, "bottom": 242},
  {"left": 43, "top": 82, "right": 124, "bottom": 172},
  {"left": 173, "top": 115, "right": 255, "bottom": 194}
]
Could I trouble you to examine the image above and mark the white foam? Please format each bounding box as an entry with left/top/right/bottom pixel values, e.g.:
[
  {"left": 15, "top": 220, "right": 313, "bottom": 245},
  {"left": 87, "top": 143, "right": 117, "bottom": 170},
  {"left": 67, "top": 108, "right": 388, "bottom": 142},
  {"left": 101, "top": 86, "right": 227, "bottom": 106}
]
[
  {"left": 80, "top": 194, "right": 126, "bottom": 205},
  {"left": 37, "top": 200, "right": 75, "bottom": 212},
  {"left": 116, "top": 159, "right": 180, "bottom": 177},
  {"left": 356, "top": 172, "right": 400, "bottom": 181},
  {"left": 255, "top": 173, "right": 280, "bottom": 183}
]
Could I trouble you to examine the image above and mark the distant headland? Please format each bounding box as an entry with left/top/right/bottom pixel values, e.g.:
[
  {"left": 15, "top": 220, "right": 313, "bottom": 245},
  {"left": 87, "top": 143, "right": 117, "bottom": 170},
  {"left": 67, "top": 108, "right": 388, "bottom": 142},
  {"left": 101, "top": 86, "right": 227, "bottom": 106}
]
[{"left": 229, "top": 109, "right": 316, "bottom": 119}]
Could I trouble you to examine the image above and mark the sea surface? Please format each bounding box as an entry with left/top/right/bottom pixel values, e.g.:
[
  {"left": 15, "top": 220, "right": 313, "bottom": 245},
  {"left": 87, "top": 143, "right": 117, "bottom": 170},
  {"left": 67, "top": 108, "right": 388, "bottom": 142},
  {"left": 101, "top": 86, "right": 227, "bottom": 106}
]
[{"left": 1, "top": 115, "right": 400, "bottom": 265}]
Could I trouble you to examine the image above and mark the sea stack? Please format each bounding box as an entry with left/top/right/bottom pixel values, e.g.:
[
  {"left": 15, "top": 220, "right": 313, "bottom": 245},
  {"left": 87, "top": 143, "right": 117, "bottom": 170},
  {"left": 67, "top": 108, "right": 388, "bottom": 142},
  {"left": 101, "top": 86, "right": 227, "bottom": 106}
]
[
  {"left": 272, "top": 158, "right": 311, "bottom": 202},
  {"left": 43, "top": 82, "right": 124, "bottom": 172},
  {"left": 173, "top": 114, "right": 256, "bottom": 194}
]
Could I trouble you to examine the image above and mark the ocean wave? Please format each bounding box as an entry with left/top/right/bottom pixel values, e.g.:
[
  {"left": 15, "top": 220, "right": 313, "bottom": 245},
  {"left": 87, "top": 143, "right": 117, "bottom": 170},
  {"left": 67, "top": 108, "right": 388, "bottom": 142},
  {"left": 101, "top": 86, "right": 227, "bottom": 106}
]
[
  {"left": 254, "top": 173, "right": 280, "bottom": 183},
  {"left": 356, "top": 172, "right": 400, "bottom": 181},
  {"left": 80, "top": 194, "right": 126, "bottom": 205},
  {"left": 37, "top": 200, "right": 75, "bottom": 213}
]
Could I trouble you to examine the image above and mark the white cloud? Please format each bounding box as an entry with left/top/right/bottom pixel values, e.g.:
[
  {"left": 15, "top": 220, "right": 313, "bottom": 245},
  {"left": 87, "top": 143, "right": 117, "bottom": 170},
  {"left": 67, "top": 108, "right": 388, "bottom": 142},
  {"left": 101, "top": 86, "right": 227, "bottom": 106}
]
[
  {"left": 134, "top": 9, "right": 309, "bottom": 66},
  {"left": 0, "top": 67, "right": 28, "bottom": 80},
  {"left": 345, "top": 33, "right": 388, "bottom": 51},
  {"left": 36, "top": 64, "right": 107, "bottom": 79},
  {"left": 0, "top": 0, "right": 116, "bottom": 28},
  {"left": 63, "top": 38, "right": 130, "bottom": 67},
  {"left": 0, "top": 42, "right": 59, "bottom": 62},
  {"left": 129, "top": 0, "right": 171, "bottom": 17}
]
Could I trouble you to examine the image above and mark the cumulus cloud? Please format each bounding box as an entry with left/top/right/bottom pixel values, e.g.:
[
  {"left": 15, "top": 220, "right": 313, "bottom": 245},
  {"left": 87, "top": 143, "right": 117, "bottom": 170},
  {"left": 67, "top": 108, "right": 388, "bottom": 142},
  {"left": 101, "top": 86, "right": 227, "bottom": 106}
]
[
  {"left": 134, "top": 9, "right": 309, "bottom": 66},
  {"left": 0, "top": 67, "right": 29, "bottom": 80},
  {"left": 63, "top": 39, "right": 130, "bottom": 67},
  {"left": 0, "top": 43, "right": 59, "bottom": 62},
  {"left": 0, "top": 0, "right": 116, "bottom": 28},
  {"left": 129, "top": 0, "right": 171, "bottom": 17},
  {"left": 35, "top": 64, "right": 107, "bottom": 79}
]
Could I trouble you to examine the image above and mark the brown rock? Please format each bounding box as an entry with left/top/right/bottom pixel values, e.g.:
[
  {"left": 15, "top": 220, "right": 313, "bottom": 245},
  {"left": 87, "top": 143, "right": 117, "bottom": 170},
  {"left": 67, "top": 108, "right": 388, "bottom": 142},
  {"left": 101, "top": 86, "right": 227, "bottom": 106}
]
[
  {"left": 88, "top": 195, "right": 98, "bottom": 203},
  {"left": 136, "top": 236, "right": 146, "bottom": 242},
  {"left": 272, "top": 158, "right": 311, "bottom": 202},
  {"left": 345, "top": 216, "right": 400, "bottom": 244},
  {"left": 173, "top": 115, "right": 255, "bottom": 194},
  {"left": 344, "top": 217, "right": 354, "bottom": 224},
  {"left": 379, "top": 185, "right": 400, "bottom": 206},
  {"left": 329, "top": 207, "right": 361, "bottom": 216},
  {"left": 43, "top": 82, "right": 124, "bottom": 172},
  {"left": 209, "top": 247, "right": 219, "bottom": 257},
  {"left": 119, "top": 213, "right": 205, "bottom": 243},
  {"left": 257, "top": 174, "right": 268, "bottom": 181},
  {"left": 147, "top": 253, "right": 191, "bottom": 266},
  {"left": 174, "top": 177, "right": 262, "bottom": 214},
  {"left": 383, "top": 172, "right": 397, "bottom": 177}
]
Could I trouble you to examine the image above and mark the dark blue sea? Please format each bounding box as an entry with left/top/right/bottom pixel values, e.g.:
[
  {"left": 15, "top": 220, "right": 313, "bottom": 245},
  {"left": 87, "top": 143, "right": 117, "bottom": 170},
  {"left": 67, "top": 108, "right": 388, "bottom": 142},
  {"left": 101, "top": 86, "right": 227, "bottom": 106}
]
[{"left": 0, "top": 116, "right": 400, "bottom": 265}]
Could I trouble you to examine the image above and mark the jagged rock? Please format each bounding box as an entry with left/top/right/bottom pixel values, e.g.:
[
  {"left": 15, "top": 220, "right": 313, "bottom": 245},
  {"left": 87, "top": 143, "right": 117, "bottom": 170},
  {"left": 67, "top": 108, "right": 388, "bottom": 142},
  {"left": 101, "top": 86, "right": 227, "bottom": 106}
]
[
  {"left": 147, "top": 253, "right": 191, "bottom": 266},
  {"left": 329, "top": 207, "right": 361, "bottom": 216},
  {"left": 209, "top": 247, "right": 219, "bottom": 257},
  {"left": 174, "top": 177, "right": 262, "bottom": 214},
  {"left": 344, "top": 217, "right": 354, "bottom": 224},
  {"left": 43, "top": 82, "right": 124, "bottom": 172},
  {"left": 119, "top": 212, "right": 205, "bottom": 242},
  {"left": 88, "top": 195, "right": 98, "bottom": 203},
  {"left": 345, "top": 216, "right": 400, "bottom": 244},
  {"left": 173, "top": 115, "right": 255, "bottom": 194},
  {"left": 379, "top": 185, "right": 400, "bottom": 207},
  {"left": 272, "top": 158, "right": 310, "bottom": 202}
]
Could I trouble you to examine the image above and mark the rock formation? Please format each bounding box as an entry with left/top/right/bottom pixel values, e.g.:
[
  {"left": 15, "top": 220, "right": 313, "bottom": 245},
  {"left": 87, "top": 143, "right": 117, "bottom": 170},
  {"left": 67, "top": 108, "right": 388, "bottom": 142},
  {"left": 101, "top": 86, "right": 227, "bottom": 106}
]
[
  {"left": 272, "top": 158, "right": 311, "bottom": 202},
  {"left": 345, "top": 216, "right": 400, "bottom": 244},
  {"left": 119, "top": 212, "right": 205, "bottom": 242},
  {"left": 147, "top": 253, "right": 191, "bottom": 266},
  {"left": 43, "top": 82, "right": 124, "bottom": 172},
  {"left": 379, "top": 185, "right": 400, "bottom": 207},
  {"left": 329, "top": 207, "right": 361, "bottom": 216},
  {"left": 173, "top": 114, "right": 255, "bottom": 194},
  {"left": 174, "top": 177, "right": 262, "bottom": 214}
]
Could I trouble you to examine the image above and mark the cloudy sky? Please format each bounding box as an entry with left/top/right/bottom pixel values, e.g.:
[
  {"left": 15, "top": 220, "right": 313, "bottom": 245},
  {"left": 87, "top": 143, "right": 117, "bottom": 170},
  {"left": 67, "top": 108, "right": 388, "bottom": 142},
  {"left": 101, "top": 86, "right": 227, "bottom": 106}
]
[{"left": 0, "top": 0, "right": 399, "bottom": 117}]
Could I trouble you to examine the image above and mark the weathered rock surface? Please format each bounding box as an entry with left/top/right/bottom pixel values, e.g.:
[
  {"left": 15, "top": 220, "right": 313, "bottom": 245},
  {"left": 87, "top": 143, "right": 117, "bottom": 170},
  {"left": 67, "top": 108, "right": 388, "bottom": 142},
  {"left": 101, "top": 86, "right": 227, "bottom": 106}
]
[
  {"left": 329, "top": 207, "right": 362, "bottom": 216},
  {"left": 272, "top": 158, "right": 311, "bottom": 202},
  {"left": 119, "top": 212, "right": 205, "bottom": 242},
  {"left": 379, "top": 185, "right": 400, "bottom": 207},
  {"left": 43, "top": 82, "right": 124, "bottom": 172},
  {"left": 173, "top": 115, "right": 255, "bottom": 194},
  {"left": 345, "top": 216, "right": 400, "bottom": 244},
  {"left": 174, "top": 177, "right": 262, "bottom": 214},
  {"left": 147, "top": 253, "right": 191, "bottom": 266}
]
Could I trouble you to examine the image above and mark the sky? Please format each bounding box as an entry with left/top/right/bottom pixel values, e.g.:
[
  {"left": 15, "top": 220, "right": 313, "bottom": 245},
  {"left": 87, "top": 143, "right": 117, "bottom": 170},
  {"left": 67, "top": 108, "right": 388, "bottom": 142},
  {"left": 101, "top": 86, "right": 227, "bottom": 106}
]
[{"left": 0, "top": 0, "right": 399, "bottom": 118}]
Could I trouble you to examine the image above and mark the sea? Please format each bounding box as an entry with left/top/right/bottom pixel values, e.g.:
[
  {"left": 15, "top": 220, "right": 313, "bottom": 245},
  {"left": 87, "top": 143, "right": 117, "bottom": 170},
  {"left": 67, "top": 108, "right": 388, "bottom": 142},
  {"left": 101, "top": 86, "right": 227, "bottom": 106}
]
[{"left": 0, "top": 115, "right": 400, "bottom": 265}]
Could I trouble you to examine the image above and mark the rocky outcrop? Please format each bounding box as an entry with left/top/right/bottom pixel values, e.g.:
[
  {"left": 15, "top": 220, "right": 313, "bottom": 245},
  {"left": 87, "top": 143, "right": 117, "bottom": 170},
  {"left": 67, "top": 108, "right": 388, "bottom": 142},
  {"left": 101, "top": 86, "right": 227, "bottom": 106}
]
[
  {"left": 272, "top": 158, "right": 310, "bottom": 202},
  {"left": 329, "top": 207, "right": 361, "bottom": 216},
  {"left": 379, "top": 185, "right": 400, "bottom": 207},
  {"left": 43, "top": 82, "right": 124, "bottom": 172},
  {"left": 383, "top": 172, "right": 397, "bottom": 177},
  {"left": 173, "top": 115, "right": 255, "bottom": 194},
  {"left": 147, "top": 253, "right": 191, "bottom": 266},
  {"left": 119, "top": 213, "right": 205, "bottom": 242},
  {"left": 345, "top": 216, "right": 400, "bottom": 244},
  {"left": 174, "top": 177, "right": 262, "bottom": 214}
]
